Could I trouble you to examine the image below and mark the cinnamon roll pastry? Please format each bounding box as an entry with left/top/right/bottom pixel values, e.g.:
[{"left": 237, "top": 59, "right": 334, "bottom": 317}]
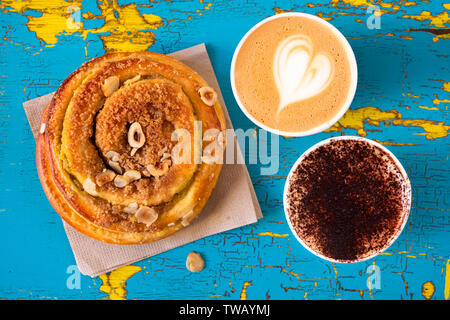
[{"left": 36, "top": 52, "right": 226, "bottom": 244}]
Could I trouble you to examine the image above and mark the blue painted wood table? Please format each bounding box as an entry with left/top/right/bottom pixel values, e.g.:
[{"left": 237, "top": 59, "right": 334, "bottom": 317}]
[{"left": 0, "top": 0, "right": 449, "bottom": 300}]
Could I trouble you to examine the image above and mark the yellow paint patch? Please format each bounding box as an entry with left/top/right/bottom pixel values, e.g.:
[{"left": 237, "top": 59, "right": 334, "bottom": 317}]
[
  {"left": 171, "top": 1, "right": 213, "bottom": 22},
  {"left": 402, "top": 9, "right": 450, "bottom": 28},
  {"left": 332, "top": 0, "right": 371, "bottom": 7},
  {"left": 305, "top": 0, "right": 420, "bottom": 21},
  {"left": 421, "top": 281, "right": 435, "bottom": 300},
  {"left": 392, "top": 118, "right": 450, "bottom": 140},
  {"left": 433, "top": 97, "right": 450, "bottom": 105},
  {"left": 0, "top": 0, "right": 163, "bottom": 52},
  {"left": 257, "top": 232, "right": 289, "bottom": 238},
  {"left": 0, "top": 0, "right": 84, "bottom": 46},
  {"left": 441, "top": 82, "right": 450, "bottom": 92},
  {"left": 445, "top": 260, "right": 450, "bottom": 300},
  {"left": 401, "top": 4, "right": 450, "bottom": 41},
  {"left": 240, "top": 281, "right": 252, "bottom": 300},
  {"left": 273, "top": 7, "right": 293, "bottom": 15},
  {"left": 372, "top": 139, "right": 416, "bottom": 146},
  {"left": 326, "top": 106, "right": 450, "bottom": 140},
  {"left": 404, "top": 92, "right": 420, "bottom": 98},
  {"left": 418, "top": 105, "right": 439, "bottom": 111},
  {"left": 330, "top": 0, "right": 414, "bottom": 16},
  {"left": 325, "top": 106, "right": 401, "bottom": 137},
  {"left": 99, "top": 265, "right": 142, "bottom": 300}
]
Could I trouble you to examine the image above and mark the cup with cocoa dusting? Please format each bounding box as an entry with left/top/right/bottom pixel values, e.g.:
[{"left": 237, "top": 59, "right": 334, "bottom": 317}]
[{"left": 283, "top": 136, "right": 411, "bottom": 263}]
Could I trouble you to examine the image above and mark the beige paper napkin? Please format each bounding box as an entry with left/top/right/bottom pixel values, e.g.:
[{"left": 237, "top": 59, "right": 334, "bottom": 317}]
[{"left": 23, "top": 44, "right": 262, "bottom": 277}]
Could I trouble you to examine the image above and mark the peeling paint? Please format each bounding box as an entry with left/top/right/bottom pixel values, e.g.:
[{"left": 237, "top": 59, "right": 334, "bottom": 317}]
[
  {"left": 445, "top": 260, "right": 450, "bottom": 300},
  {"left": 421, "top": 281, "right": 435, "bottom": 300},
  {"left": 0, "top": 0, "right": 163, "bottom": 52},
  {"left": 257, "top": 232, "right": 289, "bottom": 238},
  {"left": 326, "top": 106, "right": 450, "bottom": 140},
  {"left": 99, "top": 265, "right": 142, "bottom": 300},
  {"left": 240, "top": 281, "right": 252, "bottom": 300}
]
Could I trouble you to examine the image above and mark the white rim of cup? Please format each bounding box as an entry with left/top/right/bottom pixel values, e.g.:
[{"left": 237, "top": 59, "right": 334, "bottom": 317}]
[
  {"left": 283, "top": 136, "right": 412, "bottom": 263},
  {"left": 230, "top": 12, "right": 358, "bottom": 137}
]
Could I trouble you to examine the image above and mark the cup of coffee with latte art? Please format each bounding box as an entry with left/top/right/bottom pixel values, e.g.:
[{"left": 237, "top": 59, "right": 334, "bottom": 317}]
[
  {"left": 231, "top": 12, "right": 358, "bottom": 136},
  {"left": 283, "top": 137, "right": 412, "bottom": 263}
]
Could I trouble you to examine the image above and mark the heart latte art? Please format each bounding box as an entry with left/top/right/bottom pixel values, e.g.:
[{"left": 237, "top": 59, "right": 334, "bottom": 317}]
[{"left": 274, "top": 35, "right": 334, "bottom": 115}]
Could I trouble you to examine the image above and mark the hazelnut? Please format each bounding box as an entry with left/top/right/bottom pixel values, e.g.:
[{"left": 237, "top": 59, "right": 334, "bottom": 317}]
[
  {"left": 95, "top": 169, "right": 116, "bottom": 187},
  {"left": 39, "top": 123, "right": 46, "bottom": 134},
  {"left": 113, "top": 175, "right": 131, "bottom": 188},
  {"left": 124, "top": 74, "right": 141, "bottom": 86},
  {"left": 198, "top": 86, "right": 217, "bottom": 106},
  {"left": 135, "top": 206, "right": 158, "bottom": 226},
  {"left": 102, "top": 76, "right": 120, "bottom": 97},
  {"left": 146, "top": 159, "right": 171, "bottom": 177},
  {"left": 130, "top": 147, "right": 138, "bottom": 157},
  {"left": 142, "top": 169, "right": 151, "bottom": 177},
  {"left": 128, "top": 122, "right": 145, "bottom": 149},
  {"left": 161, "top": 152, "right": 171, "bottom": 162},
  {"left": 108, "top": 160, "right": 123, "bottom": 174},
  {"left": 186, "top": 251, "right": 204, "bottom": 272},
  {"left": 124, "top": 170, "right": 141, "bottom": 182},
  {"left": 105, "top": 151, "right": 120, "bottom": 163},
  {"left": 83, "top": 177, "right": 97, "bottom": 196},
  {"left": 181, "top": 210, "right": 194, "bottom": 227},
  {"left": 123, "top": 202, "right": 138, "bottom": 214}
]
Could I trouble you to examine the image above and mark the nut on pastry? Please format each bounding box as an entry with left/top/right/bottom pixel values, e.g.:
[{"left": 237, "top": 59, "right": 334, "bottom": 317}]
[
  {"left": 198, "top": 86, "right": 217, "bottom": 106},
  {"left": 36, "top": 52, "right": 226, "bottom": 244}
]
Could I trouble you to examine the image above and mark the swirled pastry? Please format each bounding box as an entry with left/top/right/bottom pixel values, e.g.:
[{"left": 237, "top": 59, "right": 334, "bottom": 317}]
[{"left": 36, "top": 52, "right": 226, "bottom": 244}]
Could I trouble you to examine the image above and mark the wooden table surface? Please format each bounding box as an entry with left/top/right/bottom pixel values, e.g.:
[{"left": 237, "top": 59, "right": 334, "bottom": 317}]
[{"left": 0, "top": 0, "right": 449, "bottom": 300}]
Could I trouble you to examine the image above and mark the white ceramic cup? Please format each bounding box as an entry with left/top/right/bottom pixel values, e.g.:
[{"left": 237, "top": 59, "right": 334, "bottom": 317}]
[
  {"left": 283, "top": 136, "right": 412, "bottom": 263},
  {"left": 230, "top": 12, "right": 358, "bottom": 137}
]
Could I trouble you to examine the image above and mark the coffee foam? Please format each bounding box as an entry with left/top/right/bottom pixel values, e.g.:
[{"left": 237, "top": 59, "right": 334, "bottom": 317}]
[{"left": 233, "top": 16, "right": 354, "bottom": 133}]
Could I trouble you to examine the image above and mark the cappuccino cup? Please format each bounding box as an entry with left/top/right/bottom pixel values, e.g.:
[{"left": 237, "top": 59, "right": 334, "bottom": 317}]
[{"left": 230, "top": 12, "right": 358, "bottom": 137}]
